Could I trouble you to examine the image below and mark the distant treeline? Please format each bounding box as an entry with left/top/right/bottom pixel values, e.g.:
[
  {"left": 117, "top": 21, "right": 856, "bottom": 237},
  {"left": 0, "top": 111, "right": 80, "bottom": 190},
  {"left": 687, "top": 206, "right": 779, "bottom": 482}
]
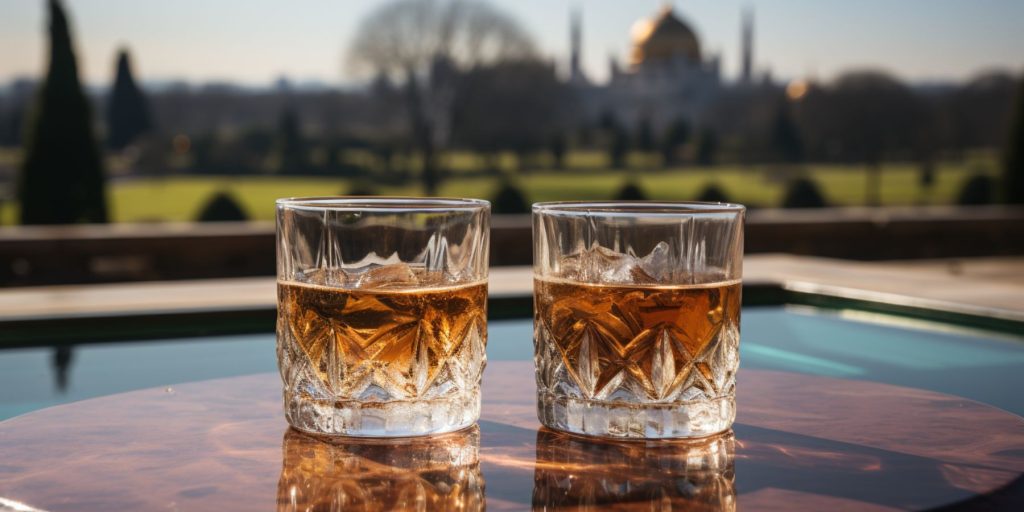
[{"left": 0, "top": 68, "right": 1018, "bottom": 174}]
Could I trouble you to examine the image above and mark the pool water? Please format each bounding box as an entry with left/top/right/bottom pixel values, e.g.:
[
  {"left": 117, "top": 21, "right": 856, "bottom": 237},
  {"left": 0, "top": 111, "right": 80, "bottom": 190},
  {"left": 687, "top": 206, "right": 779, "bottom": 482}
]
[{"left": 1, "top": 306, "right": 1022, "bottom": 421}]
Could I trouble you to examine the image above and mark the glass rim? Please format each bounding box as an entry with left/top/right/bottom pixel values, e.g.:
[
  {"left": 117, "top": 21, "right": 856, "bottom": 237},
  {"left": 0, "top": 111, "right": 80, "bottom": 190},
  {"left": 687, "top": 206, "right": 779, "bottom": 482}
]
[
  {"left": 532, "top": 200, "right": 746, "bottom": 216},
  {"left": 276, "top": 196, "right": 490, "bottom": 213}
]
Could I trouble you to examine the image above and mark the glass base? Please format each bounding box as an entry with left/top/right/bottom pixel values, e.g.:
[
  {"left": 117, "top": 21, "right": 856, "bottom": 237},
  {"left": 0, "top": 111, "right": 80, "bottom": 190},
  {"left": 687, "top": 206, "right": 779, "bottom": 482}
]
[
  {"left": 537, "top": 391, "right": 735, "bottom": 439},
  {"left": 284, "top": 388, "right": 480, "bottom": 437}
]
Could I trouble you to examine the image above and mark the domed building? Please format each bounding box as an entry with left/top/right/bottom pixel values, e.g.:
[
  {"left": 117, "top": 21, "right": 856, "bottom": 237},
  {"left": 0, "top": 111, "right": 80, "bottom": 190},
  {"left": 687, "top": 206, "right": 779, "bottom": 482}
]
[
  {"left": 569, "top": 4, "right": 757, "bottom": 134},
  {"left": 629, "top": 5, "right": 703, "bottom": 67}
]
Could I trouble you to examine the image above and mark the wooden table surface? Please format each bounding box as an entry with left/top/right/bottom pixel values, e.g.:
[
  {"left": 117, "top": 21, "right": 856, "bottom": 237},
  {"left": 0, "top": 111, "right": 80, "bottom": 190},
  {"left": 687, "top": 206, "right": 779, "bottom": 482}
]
[{"left": 1, "top": 361, "right": 1022, "bottom": 511}]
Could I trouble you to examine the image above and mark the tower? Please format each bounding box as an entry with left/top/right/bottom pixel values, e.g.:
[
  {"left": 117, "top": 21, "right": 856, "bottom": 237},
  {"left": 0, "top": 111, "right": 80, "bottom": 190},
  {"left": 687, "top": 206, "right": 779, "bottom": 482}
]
[
  {"left": 741, "top": 7, "right": 754, "bottom": 84},
  {"left": 569, "top": 7, "right": 584, "bottom": 83}
]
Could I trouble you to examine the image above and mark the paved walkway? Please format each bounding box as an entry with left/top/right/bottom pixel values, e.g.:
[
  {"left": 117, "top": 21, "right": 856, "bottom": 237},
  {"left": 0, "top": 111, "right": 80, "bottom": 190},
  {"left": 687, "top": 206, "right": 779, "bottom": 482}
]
[
  {"left": 0, "top": 255, "right": 1021, "bottom": 323},
  {"left": 746, "top": 255, "right": 1024, "bottom": 322}
]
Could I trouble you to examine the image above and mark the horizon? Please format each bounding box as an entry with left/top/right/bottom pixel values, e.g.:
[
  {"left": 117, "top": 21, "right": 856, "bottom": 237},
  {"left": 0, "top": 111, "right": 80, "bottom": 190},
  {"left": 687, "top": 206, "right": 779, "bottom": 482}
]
[{"left": 0, "top": 0, "right": 1022, "bottom": 89}]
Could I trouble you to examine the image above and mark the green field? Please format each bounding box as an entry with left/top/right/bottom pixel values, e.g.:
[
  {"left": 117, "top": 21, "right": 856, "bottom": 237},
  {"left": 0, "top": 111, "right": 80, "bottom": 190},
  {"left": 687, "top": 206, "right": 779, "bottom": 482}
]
[{"left": 0, "top": 159, "right": 1002, "bottom": 224}]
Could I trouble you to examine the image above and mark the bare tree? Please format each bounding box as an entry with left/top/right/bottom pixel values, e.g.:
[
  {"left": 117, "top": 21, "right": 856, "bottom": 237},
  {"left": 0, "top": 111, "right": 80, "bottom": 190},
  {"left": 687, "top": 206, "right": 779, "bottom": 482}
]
[{"left": 348, "top": 0, "right": 536, "bottom": 194}]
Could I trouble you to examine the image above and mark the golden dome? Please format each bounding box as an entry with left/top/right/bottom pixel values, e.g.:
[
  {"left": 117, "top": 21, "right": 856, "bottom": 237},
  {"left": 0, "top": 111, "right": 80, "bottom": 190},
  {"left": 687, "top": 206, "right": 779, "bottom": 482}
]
[{"left": 629, "top": 5, "right": 702, "bottom": 67}]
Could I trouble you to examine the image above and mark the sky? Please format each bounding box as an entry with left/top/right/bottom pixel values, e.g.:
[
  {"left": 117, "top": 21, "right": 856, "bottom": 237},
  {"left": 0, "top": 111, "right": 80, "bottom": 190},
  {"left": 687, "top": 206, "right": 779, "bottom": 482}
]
[{"left": 1, "top": 0, "right": 1022, "bottom": 88}]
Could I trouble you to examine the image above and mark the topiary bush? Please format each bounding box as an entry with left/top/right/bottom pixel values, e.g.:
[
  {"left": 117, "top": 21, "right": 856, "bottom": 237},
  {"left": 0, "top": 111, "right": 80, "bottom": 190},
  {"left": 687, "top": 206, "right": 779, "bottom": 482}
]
[
  {"left": 696, "top": 183, "right": 730, "bottom": 203},
  {"left": 196, "top": 191, "right": 248, "bottom": 222},
  {"left": 613, "top": 181, "right": 648, "bottom": 201},
  {"left": 490, "top": 181, "right": 530, "bottom": 214},
  {"left": 343, "top": 180, "right": 378, "bottom": 196},
  {"left": 957, "top": 174, "right": 995, "bottom": 205},
  {"left": 782, "top": 178, "right": 827, "bottom": 208}
]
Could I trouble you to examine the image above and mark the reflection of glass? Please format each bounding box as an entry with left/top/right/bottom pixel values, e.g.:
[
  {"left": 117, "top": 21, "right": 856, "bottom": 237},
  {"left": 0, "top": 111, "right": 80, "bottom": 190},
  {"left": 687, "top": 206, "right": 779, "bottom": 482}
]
[
  {"left": 533, "top": 202, "right": 745, "bottom": 438},
  {"left": 277, "top": 426, "right": 484, "bottom": 511},
  {"left": 276, "top": 198, "right": 490, "bottom": 436},
  {"left": 532, "top": 428, "right": 736, "bottom": 510}
]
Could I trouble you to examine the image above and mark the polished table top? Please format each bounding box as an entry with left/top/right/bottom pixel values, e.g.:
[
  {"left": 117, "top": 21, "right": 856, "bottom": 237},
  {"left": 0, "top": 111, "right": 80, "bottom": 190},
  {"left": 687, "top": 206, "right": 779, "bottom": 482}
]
[{"left": 1, "top": 362, "right": 1022, "bottom": 511}]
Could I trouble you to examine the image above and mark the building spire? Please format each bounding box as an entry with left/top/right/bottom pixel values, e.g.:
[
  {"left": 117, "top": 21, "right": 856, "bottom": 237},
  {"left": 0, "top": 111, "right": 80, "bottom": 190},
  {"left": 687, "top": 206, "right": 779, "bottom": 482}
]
[
  {"left": 741, "top": 6, "right": 754, "bottom": 84},
  {"left": 570, "top": 6, "right": 583, "bottom": 83}
]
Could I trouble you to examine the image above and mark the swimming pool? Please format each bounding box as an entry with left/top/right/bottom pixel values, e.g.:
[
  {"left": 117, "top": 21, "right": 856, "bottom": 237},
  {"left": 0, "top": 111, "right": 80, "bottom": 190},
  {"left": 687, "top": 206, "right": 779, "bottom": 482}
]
[{"left": 2, "top": 305, "right": 1022, "bottom": 421}]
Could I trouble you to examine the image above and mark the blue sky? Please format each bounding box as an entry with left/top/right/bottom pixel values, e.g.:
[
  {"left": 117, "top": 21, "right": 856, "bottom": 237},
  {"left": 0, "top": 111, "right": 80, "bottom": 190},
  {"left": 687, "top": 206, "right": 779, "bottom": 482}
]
[{"left": 1, "top": 0, "right": 1021, "bottom": 87}]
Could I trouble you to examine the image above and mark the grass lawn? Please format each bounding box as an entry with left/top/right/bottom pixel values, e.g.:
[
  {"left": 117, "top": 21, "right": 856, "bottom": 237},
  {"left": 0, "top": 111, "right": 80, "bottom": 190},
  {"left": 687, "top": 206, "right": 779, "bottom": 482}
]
[{"left": 0, "top": 160, "right": 1002, "bottom": 224}]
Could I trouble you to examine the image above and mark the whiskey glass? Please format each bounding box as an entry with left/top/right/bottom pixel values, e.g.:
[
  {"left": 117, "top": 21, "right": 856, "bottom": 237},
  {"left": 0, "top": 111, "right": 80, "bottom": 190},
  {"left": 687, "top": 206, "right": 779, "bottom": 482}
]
[
  {"left": 276, "top": 197, "right": 489, "bottom": 436},
  {"left": 533, "top": 201, "right": 744, "bottom": 438}
]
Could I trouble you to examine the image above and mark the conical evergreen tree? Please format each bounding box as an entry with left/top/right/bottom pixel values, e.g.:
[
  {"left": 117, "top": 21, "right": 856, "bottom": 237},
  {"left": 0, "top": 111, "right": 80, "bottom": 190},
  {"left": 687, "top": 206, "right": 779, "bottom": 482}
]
[
  {"left": 661, "top": 118, "right": 690, "bottom": 167},
  {"left": 19, "top": 0, "right": 107, "bottom": 224},
  {"left": 1005, "top": 78, "right": 1024, "bottom": 204},
  {"left": 770, "top": 100, "right": 803, "bottom": 164},
  {"left": 106, "top": 49, "right": 153, "bottom": 150},
  {"left": 695, "top": 128, "right": 718, "bottom": 166},
  {"left": 276, "top": 107, "right": 307, "bottom": 174}
]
